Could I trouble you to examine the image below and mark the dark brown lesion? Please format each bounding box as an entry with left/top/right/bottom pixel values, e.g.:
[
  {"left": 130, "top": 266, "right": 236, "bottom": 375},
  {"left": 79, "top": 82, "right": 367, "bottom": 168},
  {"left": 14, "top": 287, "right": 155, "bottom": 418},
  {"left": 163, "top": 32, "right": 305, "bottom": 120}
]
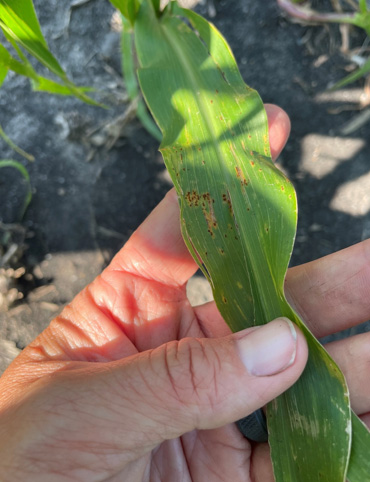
[
  {"left": 235, "top": 166, "right": 249, "bottom": 186},
  {"left": 185, "top": 190, "right": 201, "bottom": 207},
  {"left": 200, "top": 192, "right": 217, "bottom": 237},
  {"left": 222, "top": 190, "right": 234, "bottom": 217}
]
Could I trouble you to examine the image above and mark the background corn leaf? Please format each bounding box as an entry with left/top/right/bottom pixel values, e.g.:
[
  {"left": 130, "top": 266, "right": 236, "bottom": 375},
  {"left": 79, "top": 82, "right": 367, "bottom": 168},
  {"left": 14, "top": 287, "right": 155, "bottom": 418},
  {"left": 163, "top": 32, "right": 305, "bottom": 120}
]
[
  {"left": 0, "top": 1, "right": 65, "bottom": 78},
  {"left": 0, "top": 0, "right": 100, "bottom": 105},
  {"left": 0, "top": 43, "right": 37, "bottom": 79},
  {"left": 31, "top": 77, "right": 94, "bottom": 96},
  {"left": 1, "top": 0, "right": 46, "bottom": 47},
  {"left": 0, "top": 63, "right": 7, "bottom": 86},
  {"left": 134, "top": 1, "right": 370, "bottom": 480},
  {"left": 0, "top": 43, "right": 94, "bottom": 99},
  {"left": 111, "top": 0, "right": 140, "bottom": 24},
  {"left": 121, "top": 14, "right": 161, "bottom": 141}
]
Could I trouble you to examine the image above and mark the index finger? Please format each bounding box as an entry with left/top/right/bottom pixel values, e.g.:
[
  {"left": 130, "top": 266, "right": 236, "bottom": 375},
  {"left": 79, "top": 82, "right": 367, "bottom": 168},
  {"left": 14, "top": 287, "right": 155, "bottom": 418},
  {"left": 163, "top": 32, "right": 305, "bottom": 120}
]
[{"left": 285, "top": 239, "right": 370, "bottom": 338}]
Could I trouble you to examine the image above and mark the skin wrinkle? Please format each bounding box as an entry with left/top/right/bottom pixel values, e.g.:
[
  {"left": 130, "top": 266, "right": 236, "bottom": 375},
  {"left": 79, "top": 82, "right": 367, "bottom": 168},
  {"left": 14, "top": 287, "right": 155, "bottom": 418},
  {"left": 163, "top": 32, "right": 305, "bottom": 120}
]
[
  {"left": 179, "top": 437, "right": 193, "bottom": 482},
  {"left": 178, "top": 311, "right": 203, "bottom": 340},
  {"left": 128, "top": 350, "right": 190, "bottom": 446},
  {"left": 32, "top": 317, "right": 89, "bottom": 361},
  {"left": 163, "top": 340, "right": 186, "bottom": 406},
  {"left": 77, "top": 288, "right": 118, "bottom": 341},
  {"left": 189, "top": 431, "right": 243, "bottom": 482},
  {"left": 47, "top": 318, "right": 107, "bottom": 362},
  {"left": 88, "top": 276, "right": 135, "bottom": 337},
  {"left": 183, "top": 339, "right": 214, "bottom": 410},
  {"left": 94, "top": 271, "right": 190, "bottom": 356},
  {"left": 187, "top": 340, "right": 201, "bottom": 404},
  {"left": 112, "top": 242, "right": 187, "bottom": 289},
  {"left": 97, "top": 269, "right": 191, "bottom": 351}
]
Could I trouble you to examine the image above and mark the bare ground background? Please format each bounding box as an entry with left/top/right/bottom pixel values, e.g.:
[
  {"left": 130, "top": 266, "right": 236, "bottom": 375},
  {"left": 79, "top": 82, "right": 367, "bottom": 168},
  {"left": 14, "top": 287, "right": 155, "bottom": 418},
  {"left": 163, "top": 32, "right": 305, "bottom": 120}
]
[{"left": 1, "top": 0, "right": 370, "bottom": 373}]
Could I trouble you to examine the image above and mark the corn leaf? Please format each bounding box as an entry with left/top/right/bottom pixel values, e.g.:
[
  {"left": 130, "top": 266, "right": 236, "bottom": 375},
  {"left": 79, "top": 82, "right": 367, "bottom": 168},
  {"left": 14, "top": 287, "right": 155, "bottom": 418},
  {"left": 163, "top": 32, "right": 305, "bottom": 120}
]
[
  {"left": 111, "top": 0, "right": 140, "bottom": 24},
  {"left": 3, "top": 0, "right": 46, "bottom": 47},
  {"left": 359, "top": 0, "right": 368, "bottom": 14},
  {"left": 347, "top": 414, "right": 370, "bottom": 482},
  {"left": 0, "top": 0, "right": 65, "bottom": 78},
  {"left": 134, "top": 1, "right": 370, "bottom": 480},
  {"left": 0, "top": 43, "right": 37, "bottom": 79},
  {"left": 0, "top": 0, "right": 100, "bottom": 105},
  {"left": 0, "top": 62, "right": 7, "bottom": 86},
  {"left": 0, "top": 43, "right": 95, "bottom": 101},
  {"left": 121, "top": 14, "right": 162, "bottom": 141},
  {"left": 31, "top": 77, "right": 94, "bottom": 96}
]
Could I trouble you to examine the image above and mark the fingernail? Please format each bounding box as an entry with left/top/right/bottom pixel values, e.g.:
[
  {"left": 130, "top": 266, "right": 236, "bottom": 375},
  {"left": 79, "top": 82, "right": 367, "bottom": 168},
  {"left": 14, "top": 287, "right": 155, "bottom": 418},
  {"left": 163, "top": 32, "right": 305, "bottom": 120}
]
[{"left": 236, "top": 318, "right": 297, "bottom": 377}]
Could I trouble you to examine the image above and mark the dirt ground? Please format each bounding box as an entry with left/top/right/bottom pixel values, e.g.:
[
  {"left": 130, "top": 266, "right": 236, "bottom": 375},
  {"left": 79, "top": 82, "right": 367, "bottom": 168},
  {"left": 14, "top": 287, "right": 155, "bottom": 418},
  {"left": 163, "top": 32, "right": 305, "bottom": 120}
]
[{"left": 1, "top": 0, "right": 370, "bottom": 373}]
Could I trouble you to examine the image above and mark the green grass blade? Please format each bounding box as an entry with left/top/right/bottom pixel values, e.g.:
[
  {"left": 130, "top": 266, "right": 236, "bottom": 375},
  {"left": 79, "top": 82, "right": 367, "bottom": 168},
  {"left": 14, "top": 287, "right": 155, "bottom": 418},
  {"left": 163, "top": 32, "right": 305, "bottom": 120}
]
[
  {"left": 330, "top": 57, "right": 370, "bottom": 90},
  {"left": 0, "top": 125, "right": 34, "bottom": 162},
  {"left": 0, "top": 159, "right": 32, "bottom": 219},
  {"left": 133, "top": 1, "right": 367, "bottom": 480}
]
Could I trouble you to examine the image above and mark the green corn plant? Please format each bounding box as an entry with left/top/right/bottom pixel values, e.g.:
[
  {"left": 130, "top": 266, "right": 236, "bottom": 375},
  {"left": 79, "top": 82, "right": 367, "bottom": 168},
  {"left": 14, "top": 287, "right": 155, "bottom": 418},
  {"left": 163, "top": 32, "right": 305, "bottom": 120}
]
[
  {"left": 0, "top": 0, "right": 98, "bottom": 102},
  {"left": 0, "top": 0, "right": 162, "bottom": 141},
  {"left": 115, "top": 1, "right": 370, "bottom": 481}
]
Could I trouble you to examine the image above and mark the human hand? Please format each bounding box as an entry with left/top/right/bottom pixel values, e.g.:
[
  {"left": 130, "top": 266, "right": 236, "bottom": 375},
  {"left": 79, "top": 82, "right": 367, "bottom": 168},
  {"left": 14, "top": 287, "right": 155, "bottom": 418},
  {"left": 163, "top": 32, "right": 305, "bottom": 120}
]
[{"left": 0, "top": 105, "right": 368, "bottom": 482}]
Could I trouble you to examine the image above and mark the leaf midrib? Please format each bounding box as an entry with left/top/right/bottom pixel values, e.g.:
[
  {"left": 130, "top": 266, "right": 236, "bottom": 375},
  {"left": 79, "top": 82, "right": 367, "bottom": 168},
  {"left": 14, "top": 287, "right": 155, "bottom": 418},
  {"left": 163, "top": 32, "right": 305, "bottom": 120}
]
[{"left": 161, "top": 17, "right": 280, "bottom": 321}]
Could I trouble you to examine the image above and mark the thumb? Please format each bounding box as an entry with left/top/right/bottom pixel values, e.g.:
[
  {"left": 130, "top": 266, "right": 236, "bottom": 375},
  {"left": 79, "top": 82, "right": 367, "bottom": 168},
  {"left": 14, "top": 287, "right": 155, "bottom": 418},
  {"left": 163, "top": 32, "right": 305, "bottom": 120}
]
[{"left": 89, "top": 317, "right": 307, "bottom": 450}]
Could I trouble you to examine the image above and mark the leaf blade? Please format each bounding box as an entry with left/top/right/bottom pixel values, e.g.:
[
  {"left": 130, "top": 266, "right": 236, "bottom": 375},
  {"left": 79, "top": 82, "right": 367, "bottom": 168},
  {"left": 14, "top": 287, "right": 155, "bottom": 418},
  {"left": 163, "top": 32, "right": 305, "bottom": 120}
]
[{"left": 134, "top": 2, "right": 354, "bottom": 481}]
